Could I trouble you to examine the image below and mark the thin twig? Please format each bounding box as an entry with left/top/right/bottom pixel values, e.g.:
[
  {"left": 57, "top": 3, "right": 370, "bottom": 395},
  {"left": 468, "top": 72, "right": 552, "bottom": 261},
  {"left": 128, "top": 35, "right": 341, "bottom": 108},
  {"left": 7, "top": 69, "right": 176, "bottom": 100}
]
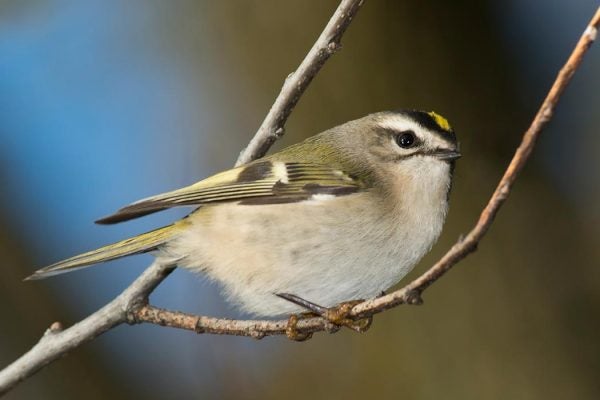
[
  {"left": 0, "top": 0, "right": 365, "bottom": 395},
  {"left": 130, "top": 7, "right": 600, "bottom": 333},
  {"left": 352, "top": 5, "right": 600, "bottom": 317},
  {"left": 235, "top": 0, "right": 365, "bottom": 166}
]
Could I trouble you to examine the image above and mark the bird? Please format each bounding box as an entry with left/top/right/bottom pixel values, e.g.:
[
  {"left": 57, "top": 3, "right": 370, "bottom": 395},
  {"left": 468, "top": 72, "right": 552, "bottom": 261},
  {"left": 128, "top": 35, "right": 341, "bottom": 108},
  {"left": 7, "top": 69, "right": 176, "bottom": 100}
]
[{"left": 27, "top": 110, "right": 460, "bottom": 324}]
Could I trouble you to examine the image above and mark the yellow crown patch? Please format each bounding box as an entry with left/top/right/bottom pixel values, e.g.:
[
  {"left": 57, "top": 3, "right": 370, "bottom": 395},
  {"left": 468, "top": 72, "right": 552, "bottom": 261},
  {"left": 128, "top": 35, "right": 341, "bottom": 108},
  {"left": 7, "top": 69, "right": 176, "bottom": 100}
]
[{"left": 427, "top": 111, "right": 452, "bottom": 132}]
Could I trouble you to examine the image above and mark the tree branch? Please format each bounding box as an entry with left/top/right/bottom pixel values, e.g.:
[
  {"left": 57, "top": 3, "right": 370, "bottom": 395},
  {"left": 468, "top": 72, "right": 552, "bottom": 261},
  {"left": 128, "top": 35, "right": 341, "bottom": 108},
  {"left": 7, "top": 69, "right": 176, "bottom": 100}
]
[
  {"left": 235, "top": 0, "right": 365, "bottom": 166},
  {"left": 0, "top": 262, "right": 175, "bottom": 395},
  {"left": 0, "top": 0, "right": 365, "bottom": 395}
]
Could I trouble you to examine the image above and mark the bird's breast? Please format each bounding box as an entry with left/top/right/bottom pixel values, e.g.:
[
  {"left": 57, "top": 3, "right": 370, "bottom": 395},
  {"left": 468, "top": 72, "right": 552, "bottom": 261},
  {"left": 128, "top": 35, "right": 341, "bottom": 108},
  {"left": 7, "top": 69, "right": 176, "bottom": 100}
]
[{"left": 167, "top": 175, "right": 450, "bottom": 316}]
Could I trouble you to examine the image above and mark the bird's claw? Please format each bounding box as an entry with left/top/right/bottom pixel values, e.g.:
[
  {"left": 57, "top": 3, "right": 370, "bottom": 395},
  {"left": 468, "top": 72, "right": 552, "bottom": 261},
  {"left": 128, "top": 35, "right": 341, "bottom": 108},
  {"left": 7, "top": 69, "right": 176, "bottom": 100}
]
[
  {"left": 277, "top": 293, "right": 372, "bottom": 335},
  {"left": 285, "top": 313, "right": 314, "bottom": 342},
  {"left": 324, "top": 300, "right": 372, "bottom": 333}
]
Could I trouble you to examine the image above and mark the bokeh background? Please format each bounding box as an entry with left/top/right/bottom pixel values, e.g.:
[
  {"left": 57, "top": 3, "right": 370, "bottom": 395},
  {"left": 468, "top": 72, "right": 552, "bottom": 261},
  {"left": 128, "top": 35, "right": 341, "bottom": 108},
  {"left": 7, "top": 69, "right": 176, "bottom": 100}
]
[{"left": 1, "top": 1, "right": 599, "bottom": 399}]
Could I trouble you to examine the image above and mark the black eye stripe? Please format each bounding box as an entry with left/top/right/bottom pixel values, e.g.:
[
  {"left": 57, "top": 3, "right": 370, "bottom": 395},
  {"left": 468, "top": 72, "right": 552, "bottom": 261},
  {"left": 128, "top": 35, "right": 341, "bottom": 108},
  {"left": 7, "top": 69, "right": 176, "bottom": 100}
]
[{"left": 389, "top": 110, "right": 457, "bottom": 144}]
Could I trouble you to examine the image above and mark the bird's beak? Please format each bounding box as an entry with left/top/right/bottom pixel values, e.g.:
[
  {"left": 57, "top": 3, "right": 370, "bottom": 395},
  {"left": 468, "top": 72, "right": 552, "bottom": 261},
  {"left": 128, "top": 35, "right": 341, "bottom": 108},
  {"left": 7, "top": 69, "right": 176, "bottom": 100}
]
[{"left": 432, "top": 149, "right": 462, "bottom": 161}]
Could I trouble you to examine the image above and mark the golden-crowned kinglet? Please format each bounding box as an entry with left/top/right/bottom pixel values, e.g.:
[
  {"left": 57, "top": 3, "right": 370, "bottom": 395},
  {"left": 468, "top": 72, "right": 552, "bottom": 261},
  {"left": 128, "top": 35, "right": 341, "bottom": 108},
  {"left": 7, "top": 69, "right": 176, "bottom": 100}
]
[{"left": 27, "top": 110, "right": 460, "bottom": 317}]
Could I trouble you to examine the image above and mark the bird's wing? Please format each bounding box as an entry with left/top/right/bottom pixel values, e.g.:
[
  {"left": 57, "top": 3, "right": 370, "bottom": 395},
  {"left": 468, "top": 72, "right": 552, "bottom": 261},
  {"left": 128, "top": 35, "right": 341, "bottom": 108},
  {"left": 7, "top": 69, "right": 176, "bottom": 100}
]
[{"left": 96, "top": 160, "right": 363, "bottom": 224}]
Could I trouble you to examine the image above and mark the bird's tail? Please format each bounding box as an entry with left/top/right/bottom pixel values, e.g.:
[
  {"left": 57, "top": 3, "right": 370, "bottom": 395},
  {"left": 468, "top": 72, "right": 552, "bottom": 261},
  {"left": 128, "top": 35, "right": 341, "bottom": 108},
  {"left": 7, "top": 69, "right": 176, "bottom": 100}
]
[{"left": 25, "top": 222, "right": 186, "bottom": 280}]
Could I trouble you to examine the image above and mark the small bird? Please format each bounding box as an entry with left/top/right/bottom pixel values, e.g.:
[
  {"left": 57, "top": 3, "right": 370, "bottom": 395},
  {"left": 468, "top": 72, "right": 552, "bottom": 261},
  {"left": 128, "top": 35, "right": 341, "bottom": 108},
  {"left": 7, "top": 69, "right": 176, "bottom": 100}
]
[{"left": 27, "top": 110, "right": 460, "bottom": 321}]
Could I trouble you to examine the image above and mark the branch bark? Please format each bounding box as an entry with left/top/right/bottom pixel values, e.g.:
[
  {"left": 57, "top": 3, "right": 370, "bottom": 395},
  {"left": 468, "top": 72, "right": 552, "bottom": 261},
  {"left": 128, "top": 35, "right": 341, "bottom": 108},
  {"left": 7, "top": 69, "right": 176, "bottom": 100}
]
[
  {"left": 1, "top": 2, "right": 598, "bottom": 396},
  {"left": 0, "top": 0, "right": 365, "bottom": 396}
]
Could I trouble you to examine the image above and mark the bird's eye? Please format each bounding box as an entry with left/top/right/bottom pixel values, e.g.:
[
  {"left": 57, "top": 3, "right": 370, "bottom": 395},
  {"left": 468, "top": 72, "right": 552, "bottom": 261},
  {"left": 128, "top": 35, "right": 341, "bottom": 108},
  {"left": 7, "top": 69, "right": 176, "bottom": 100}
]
[{"left": 395, "top": 131, "right": 416, "bottom": 148}]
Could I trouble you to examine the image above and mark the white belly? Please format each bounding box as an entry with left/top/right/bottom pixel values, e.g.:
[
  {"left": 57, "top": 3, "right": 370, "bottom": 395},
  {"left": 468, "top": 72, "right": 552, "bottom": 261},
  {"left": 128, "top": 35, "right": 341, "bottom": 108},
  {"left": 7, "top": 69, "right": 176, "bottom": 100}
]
[{"left": 165, "top": 189, "right": 448, "bottom": 317}]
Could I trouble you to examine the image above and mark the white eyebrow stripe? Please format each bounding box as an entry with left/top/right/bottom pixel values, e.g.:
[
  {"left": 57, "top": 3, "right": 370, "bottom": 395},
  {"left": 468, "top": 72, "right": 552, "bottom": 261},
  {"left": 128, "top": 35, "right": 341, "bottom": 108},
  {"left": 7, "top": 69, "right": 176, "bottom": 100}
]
[{"left": 377, "top": 117, "right": 422, "bottom": 133}]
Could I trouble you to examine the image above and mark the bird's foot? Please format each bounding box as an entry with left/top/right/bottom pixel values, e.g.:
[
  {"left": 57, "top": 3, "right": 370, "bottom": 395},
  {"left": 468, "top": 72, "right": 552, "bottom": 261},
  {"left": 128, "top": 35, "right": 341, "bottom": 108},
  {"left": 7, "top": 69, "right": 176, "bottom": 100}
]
[
  {"left": 284, "top": 313, "right": 315, "bottom": 342},
  {"left": 324, "top": 300, "right": 372, "bottom": 333},
  {"left": 277, "top": 293, "right": 372, "bottom": 334}
]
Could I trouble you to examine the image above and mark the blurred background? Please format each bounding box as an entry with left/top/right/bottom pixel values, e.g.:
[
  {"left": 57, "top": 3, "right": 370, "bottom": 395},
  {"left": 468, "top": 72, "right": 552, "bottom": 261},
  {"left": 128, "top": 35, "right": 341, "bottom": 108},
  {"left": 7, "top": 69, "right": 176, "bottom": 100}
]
[{"left": 0, "top": 0, "right": 599, "bottom": 399}]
